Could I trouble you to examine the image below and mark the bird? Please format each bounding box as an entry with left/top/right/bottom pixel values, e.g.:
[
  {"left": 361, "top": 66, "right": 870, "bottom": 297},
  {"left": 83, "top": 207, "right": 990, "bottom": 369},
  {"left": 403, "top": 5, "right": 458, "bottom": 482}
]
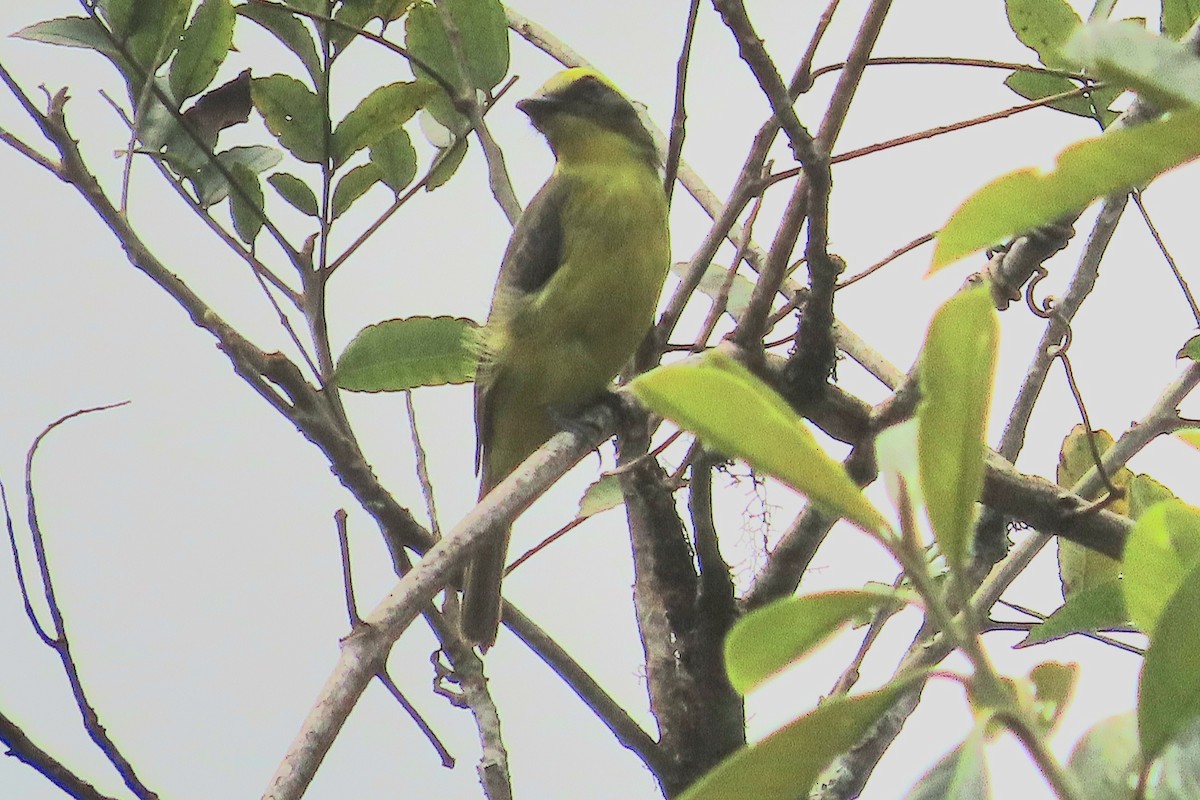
[{"left": 461, "top": 67, "right": 671, "bottom": 648}]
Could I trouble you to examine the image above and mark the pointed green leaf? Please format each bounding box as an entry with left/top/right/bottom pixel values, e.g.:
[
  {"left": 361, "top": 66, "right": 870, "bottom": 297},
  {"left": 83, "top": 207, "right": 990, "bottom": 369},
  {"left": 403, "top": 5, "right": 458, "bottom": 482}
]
[
  {"left": 577, "top": 475, "right": 624, "bottom": 519},
  {"left": 917, "top": 285, "right": 998, "bottom": 569},
  {"left": 1017, "top": 579, "right": 1128, "bottom": 647},
  {"left": 1063, "top": 21, "right": 1200, "bottom": 110},
  {"left": 226, "top": 162, "right": 266, "bottom": 244},
  {"left": 630, "top": 350, "right": 888, "bottom": 534},
  {"left": 237, "top": 3, "right": 321, "bottom": 82},
  {"left": 1006, "top": 0, "right": 1083, "bottom": 68},
  {"left": 1178, "top": 334, "right": 1200, "bottom": 361},
  {"left": 252, "top": 74, "right": 325, "bottom": 163},
  {"left": 267, "top": 172, "right": 319, "bottom": 216},
  {"left": 331, "top": 163, "right": 381, "bottom": 218},
  {"left": 725, "top": 588, "right": 907, "bottom": 694},
  {"left": 1139, "top": 562, "right": 1200, "bottom": 760},
  {"left": 1067, "top": 713, "right": 1140, "bottom": 800},
  {"left": 332, "top": 80, "right": 435, "bottom": 166},
  {"left": 426, "top": 137, "right": 468, "bottom": 189},
  {"left": 335, "top": 316, "right": 479, "bottom": 392},
  {"left": 1124, "top": 499, "right": 1200, "bottom": 634},
  {"left": 680, "top": 679, "right": 920, "bottom": 800},
  {"left": 12, "top": 16, "right": 120, "bottom": 58},
  {"left": 371, "top": 129, "right": 419, "bottom": 191},
  {"left": 932, "top": 107, "right": 1200, "bottom": 268},
  {"left": 1003, "top": 70, "right": 1121, "bottom": 127},
  {"left": 170, "top": 0, "right": 234, "bottom": 102}
]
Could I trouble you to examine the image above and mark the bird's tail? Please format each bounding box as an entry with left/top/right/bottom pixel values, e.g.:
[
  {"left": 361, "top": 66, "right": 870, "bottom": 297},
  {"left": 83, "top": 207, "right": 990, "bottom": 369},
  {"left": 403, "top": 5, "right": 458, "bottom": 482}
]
[{"left": 459, "top": 522, "right": 511, "bottom": 648}]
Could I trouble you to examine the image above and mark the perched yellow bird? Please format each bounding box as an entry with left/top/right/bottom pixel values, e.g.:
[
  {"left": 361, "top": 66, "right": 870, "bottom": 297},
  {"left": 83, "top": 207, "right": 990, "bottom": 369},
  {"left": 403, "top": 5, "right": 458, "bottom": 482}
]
[{"left": 462, "top": 68, "right": 671, "bottom": 647}]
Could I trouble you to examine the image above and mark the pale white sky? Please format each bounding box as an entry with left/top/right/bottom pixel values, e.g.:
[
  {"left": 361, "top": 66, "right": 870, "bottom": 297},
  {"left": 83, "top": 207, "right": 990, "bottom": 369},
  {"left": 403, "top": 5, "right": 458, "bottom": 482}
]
[{"left": 0, "top": 1, "right": 1195, "bottom": 798}]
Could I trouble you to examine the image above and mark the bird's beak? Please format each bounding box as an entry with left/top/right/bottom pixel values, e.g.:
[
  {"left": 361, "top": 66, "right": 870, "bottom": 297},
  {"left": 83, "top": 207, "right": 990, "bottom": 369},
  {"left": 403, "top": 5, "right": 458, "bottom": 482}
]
[{"left": 516, "top": 93, "right": 560, "bottom": 120}]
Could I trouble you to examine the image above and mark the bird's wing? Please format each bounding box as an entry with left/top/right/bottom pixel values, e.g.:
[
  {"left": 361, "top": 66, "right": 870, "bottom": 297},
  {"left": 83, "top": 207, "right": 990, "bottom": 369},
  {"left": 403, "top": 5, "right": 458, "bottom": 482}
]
[{"left": 474, "top": 177, "right": 569, "bottom": 481}]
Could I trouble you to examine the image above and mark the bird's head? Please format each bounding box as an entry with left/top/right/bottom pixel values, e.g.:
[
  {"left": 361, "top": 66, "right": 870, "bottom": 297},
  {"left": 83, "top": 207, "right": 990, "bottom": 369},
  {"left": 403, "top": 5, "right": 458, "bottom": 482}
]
[{"left": 516, "top": 68, "right": 658, "bottom": 168}]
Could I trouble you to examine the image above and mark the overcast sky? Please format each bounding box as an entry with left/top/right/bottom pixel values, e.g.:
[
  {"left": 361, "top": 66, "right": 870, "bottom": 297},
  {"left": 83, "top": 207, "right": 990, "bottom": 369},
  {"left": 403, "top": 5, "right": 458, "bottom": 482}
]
[{"left": 1, "top": 1, "right": 1196, "bottom": 798}]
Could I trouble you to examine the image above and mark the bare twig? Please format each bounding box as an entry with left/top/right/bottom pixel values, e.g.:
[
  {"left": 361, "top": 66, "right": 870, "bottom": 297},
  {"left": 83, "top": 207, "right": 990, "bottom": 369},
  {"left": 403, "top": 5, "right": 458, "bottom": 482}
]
[
  {"left": 1132, "top": 189, "right": 1200, "bottom": 327},
  {"left": 663, "top": 0, "right": 702, "bottom": 203},
  {"left": 22, "top": 403, "right": 158, "bottom": 799},
  {"left": 431, "top": 0, "right": 520, "bottom": 223},
  {"left": 405, "top": 391, "right": 442, "bottom": 539},
  {"left": 263, "top": 409, "right": 613, "bottom": 800},
  {"left": 0, "top": 710, "right": 117, "bottom": 800},
  {"left": 501, "top": 605, "right": 671, "bottom": 784}
]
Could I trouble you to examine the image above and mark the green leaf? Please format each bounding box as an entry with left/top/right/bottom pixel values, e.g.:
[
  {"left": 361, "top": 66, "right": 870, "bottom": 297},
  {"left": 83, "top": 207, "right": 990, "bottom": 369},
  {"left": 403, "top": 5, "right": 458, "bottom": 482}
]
[
  {"left": 335, "top": 316, "right": 479, "bottom": 391},
  {"left": 426, "top": 137, "right": 468, "bottom": 189},
  {"left": 332, "top": 0, "right": 418, "bottom": 51},
  {"left": 576, "top": 475, "right": 624, "bottom": 519},
  {"left": 1129, "top": 472, "right": 1178, "bottom": 519},
  {"left": 1003, "top": 70, "right": 1121, "bottom": 127},
  {"left": 252, "top": 74, "right": 325, "bottom": 163},
  {"left": 932, "top": 107, "right": 1200, "bottom": 268},
  {"left": 193, "top": 145, "right": 282, "bottom": 207},
  {"left": 1063, "top": 21, "right": 1200, "bottom": 110},
  {"left": 237, "top": 3, "right": 321, "bottom": 82},
  {"left": 1162, "top": 0, "right": 1200, "bottom": 39},
  {"left": 404, "top": 0, "right": 510, "bottom": 130},
  {"left": 406, "top": 0, "right": 509, "bottom": 90},
  {"left": 680, "top": 678, "right": 920, "bottom": 800},
  {"left": 371, "top": 130, "right": 419, "bottom": 191},
  {"left": 1067, "top": 712, "right": 1140, "bottom": 800},
  {"left": 12, "top": 16, "right": 120, "bottom": 59},
  {"left": 1056, "top": 425, "right": 1126, "bottom": 596},
  {"left": 724, "top": 588, "right": 906, "bottom": 694},
  {"left": 1178, "top": 334, "right": 1200, "bottom": 361},
  {"left": 118, "top": 0, "right": 191, "bottom": 77},
  {"left": 1178, "top": 429, "right": 1200, "bottom": 452},
  {"left": 228, "top": 161, "right": 265, "bottom": 244},
  {"left": 331, "top": 163, "right": 380, "bottom": 218},
  {"left": 1123, "top": 499, "right": 1200, "bottom": 634},
  {"left": 332, "top": 80, "right": 435, "bottom": 166},
  {"left": 1139, "top": 561, "right": 1200, "bottom": 761},
  {"left": 170, "top": 0, "right": 234, "bottom": 103},
  {"left": 267, "top": 172, "right": 319, "bottom": 216},
  {"left": 917, "top": 285, "right": 998, "bottom": 569},
  {"left": 1006, "top": 0, "right": 1083, "bottom": 68},
  {"left": 903, "top": 722, "right": 989, "bottom": 800},
  {"left": 670, "top": 261, "right": 756, "bottom": 322},
  {"left": 1017, "top": 579, "right": 1128, "bottom": 647},
  {"left": 1028, "top": 661, "right": 1078, "bottom": 731},
  {"left": 629, "top": 350, "right": 888, "bottom": 534}
]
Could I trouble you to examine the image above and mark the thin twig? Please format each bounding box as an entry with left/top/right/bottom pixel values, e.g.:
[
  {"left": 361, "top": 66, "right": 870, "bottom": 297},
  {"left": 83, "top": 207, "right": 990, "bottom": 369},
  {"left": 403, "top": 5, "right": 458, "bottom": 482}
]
[
  {"left": 836, "top": 232, "right": 935, "bottom": 290},
  {"left": 405, "top": 391, "right": 442, "bottom": 538},
  {"left": 501, "top": 604, "right": 671, "bottom": 782},
  {"left": 0, "top": 710, "right": 117, "bottom": 800},
  {"left": 663, "top": 0, "right": 702, "bottom": 204},
  {"left": 23, "top": 403, "right": 158, "bottom": 799},
  {"left": 1132, "top": 190, "right": 1200, "bottom": 327}
]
